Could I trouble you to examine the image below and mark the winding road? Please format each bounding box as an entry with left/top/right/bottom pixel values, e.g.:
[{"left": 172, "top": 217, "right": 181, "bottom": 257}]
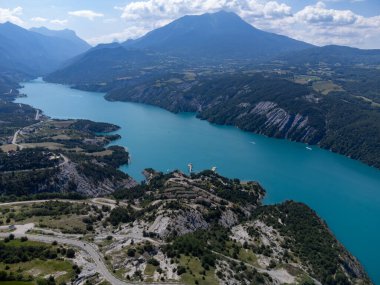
[
  {"left": 0, "top": 231, "right": 131, "bottom": 285},
  {"left": 0, "top": 200, "right": 180, "bottom": 285},
  {"left": 0, "top": 229, "right": 179, "bottom": 285}
]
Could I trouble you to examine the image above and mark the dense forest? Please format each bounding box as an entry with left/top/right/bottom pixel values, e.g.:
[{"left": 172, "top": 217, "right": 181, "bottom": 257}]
[
  {"left": 0, "top": 100, "right": 38, "bottom": 144},
  {"left": 254, "top": 201, "right": 362, "bottom": 285}
]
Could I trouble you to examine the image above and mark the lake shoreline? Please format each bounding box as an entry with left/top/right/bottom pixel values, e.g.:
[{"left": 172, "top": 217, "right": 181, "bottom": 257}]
[{"left": 16, "top": 79, "right": 380, "bottom": 283}]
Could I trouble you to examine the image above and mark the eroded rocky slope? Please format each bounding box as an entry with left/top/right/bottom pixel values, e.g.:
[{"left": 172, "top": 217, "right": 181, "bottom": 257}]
[{"left": 94, "top": 170, "right": 371, "bottom": 285}]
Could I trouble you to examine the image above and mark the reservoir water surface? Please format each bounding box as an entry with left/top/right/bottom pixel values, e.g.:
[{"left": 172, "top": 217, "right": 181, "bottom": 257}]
[{"left": 17, "top": 79, "right": 380, "bottom": 283}]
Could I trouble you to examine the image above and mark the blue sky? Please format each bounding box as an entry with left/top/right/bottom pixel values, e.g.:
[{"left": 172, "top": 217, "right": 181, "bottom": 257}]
[{"left": 1, "top": 0, "right": 380, "bottom": 48}]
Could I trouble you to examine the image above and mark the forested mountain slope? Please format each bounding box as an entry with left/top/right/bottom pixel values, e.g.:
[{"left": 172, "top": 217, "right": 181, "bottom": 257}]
[
  {"left": 107, "top": 73, "right": 380, "bottom": 169},
  {"left": 124, "top": 11, "right": 312, "bottom": 61},
  {"left": 0, "top": 22, "right": 90, "bottom": 75}
]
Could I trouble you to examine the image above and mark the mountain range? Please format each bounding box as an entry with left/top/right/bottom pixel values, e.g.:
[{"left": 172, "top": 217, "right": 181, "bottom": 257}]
[
  {"left": 45, "top": 11, "right": 315, "bottom": 85},
  {"left": 123, "top": 11, "right": 313, "bottom": 60},
  {"left": 0, "top": 22, "right": 90, "bottom": 76},
  {"left": 46, "top": 10, "right": 380, "bottom": 86},
  {"left": 279, "top": 44, "right": 380, "bottom": 66},
  {"left": 2, "top": 11, "right": 380, "bottom": 80},
  {"left": 30, "top": 26, "right": 90, "bottom": 51}
]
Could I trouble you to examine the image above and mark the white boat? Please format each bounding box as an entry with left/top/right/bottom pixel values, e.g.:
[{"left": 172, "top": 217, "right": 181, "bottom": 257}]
[{"left": 306, "top": 146, "right": 312, "bottom": 151}]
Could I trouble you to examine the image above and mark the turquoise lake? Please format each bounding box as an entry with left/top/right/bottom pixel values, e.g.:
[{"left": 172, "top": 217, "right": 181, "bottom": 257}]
[{"left": 17, "top": 79, "right": 380, "bottom": 284}]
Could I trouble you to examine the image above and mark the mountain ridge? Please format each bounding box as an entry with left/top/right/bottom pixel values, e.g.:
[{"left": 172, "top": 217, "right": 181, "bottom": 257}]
[
  {"left": 0, "top": 22, "right": 90, "bottom": 76},
  {"left": 278, "top": 44, "right": 380, "bottom": 65},
  {"left": 45, "top": 10, "right": 315, "bottom": 84},
  {"left": 123, "top": 10, "right": 313, "bottom": 60},
  {"left": 30, "top": 26, "right": 91, "bottom": 51}
]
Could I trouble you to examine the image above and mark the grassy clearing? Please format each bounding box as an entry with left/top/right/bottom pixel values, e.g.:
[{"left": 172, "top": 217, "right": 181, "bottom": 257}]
[
  {"left": 87, "top": 149, "right": 113, "bottom": 157},
  {"left": 296, "top": 274, "right": 316, "bottom": 284},
  {"left": 4, "top": 213, "right": 86, "bottom": 234},
  {"left": 1, "top": 202, "right": 89, "bottom": 234},
  {"left": 293, "top": 75, "right": 321, "bottom": 85},
  {"left": 144, "top": 264, "right": 156, "bottom": 276},
  {"left": 238, "top": 248, "right": 258, "bottom": 267},
  {"left": 51, "top": 134, "right": 72, "bottom": 140},
  {"left": 179, "top": 255, "right": 218, "bottom": 285},
  {"left": 32, "top": 215, "right": 86, "bottom": 234},
  {"left": 19, "top": 142, "right": 64, "bottom": 150},
  {"left": 0, "top": 144, "right": 18, "bottom": 152},
  {"left": 0, "top": 239, "right": 46, "bottom": 247},
  {"left": 312, "top": 80, "right": 344, "bottom": 95},
  {"left": 0, "top": 239, "right": 75, "bottom": 284},
  {"left": 0, "top": 259, "right": 74, "bottom": 283},
  {"left": 114, "top": 268, "right": 127, "bottom": 280},
  {"left": 49, "top": 120, "right": 75, "bottom": 128}
]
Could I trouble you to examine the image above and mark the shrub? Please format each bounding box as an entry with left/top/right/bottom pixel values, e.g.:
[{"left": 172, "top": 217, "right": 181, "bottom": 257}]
[
  {"left": 66, "top": 248, "right": 75, "bottom": 258},
  {"left": 177, "top": 266, "right": 187, "bottom": 275},
  {"left": 127, "top": 248, "right": 136, "bottom": 257},
  {"left": 147, "top": 258, "right": 160, "bottom": 266}
]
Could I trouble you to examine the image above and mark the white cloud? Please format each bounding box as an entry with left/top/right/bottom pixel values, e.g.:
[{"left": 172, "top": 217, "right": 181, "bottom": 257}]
[
  {"left": 68, "top": 10, "right": 104, "bottom": 21},
  {"left": 296, "top": 1, "right": 357, "bottom": 25},
  {"left": 118, "top": 0, "right": 292, "bottom": 22},
  {"left": 0, "top": 6, "right": 23, "bottom": 25},
  {"left": 50, "top": 19, "right": 68, "bottom": 25},
  {"left": 275, "top": 2, "right": 380, "bottom": 47},
  {"left": 88, "top": 0, "right": 380, "bottom": 48},
  {"left": 263, "top": 2, "right": 292, "bottom": 18},
  {"left": 31, "top": 17, "right": 48, "bottom": 23}
]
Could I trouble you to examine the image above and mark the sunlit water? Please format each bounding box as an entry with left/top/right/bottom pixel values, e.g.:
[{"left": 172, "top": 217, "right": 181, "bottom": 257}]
[{"left": 17, "top": 79, "right": 380, "bottom": 283}]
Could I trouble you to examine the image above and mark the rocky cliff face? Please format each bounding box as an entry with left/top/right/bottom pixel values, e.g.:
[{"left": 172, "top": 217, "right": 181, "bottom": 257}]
[
  {"left": 56, "top": 161, "right": 136, "bottom": 197},
  {"left": 105, "top": 170, "right": 372, "bottom": 285},
  {"left": 135, "top": 171, "right": 263, "bottom": 238},
  {"left": 107, "top": 74, "right": 327, "bottom": 146},
  {"left": 201, "top": 100, "right": 320, "bottom": 143}
]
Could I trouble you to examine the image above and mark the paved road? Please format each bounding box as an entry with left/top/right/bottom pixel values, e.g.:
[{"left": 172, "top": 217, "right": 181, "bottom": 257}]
[
  {"left": 0, "top": 231, "right": 179, "bottom": 285},
  {"left": 0, "top": 198, "right": 137, "bottom": 211},
  {"left": 35, "top": 109, "right": 40, "bottom": 120},
  {"left": 0, "top": 198, "right": 118, "bottom": 208},
  {"left": 0, "top": 200, "right": 179, "bottom": 285},
  {"left": 0, "top": 232, "right": 129, "bottom": 285},
  {"left": 11, "top": 129, "right": 21, "bottom": 148}
]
